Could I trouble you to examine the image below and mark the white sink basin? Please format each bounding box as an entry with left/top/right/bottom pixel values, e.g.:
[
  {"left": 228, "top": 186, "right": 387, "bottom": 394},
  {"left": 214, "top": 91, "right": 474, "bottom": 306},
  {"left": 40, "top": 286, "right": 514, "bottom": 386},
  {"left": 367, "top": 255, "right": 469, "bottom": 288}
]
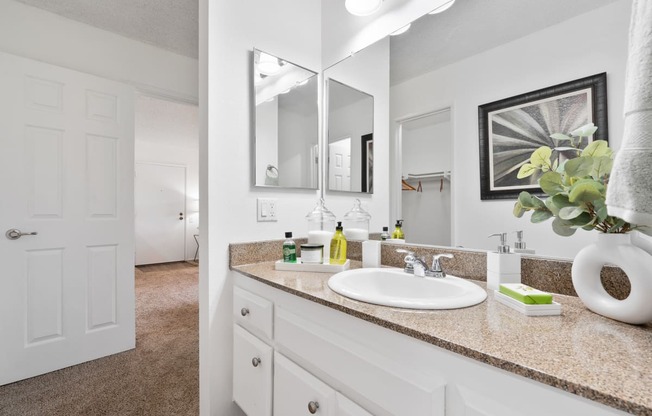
[{"left": 328, "top": 268, "right": 487, "bottom": 310}]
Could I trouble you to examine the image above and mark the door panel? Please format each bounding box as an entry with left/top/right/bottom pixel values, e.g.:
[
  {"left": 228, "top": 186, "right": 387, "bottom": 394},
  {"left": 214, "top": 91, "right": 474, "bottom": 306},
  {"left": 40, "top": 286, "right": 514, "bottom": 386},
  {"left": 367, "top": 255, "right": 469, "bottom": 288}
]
[
  {"left": 135, "top": 162, "right": 186, "bottom": 265},
  {"left": 0, "top": 51, "right": 135, "bottom": 385}
]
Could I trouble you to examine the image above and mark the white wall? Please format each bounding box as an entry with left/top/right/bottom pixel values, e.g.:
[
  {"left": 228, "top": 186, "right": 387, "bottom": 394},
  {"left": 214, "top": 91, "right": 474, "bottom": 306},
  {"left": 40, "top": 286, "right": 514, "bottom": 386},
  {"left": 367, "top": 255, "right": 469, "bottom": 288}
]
[
  {"left": 391, "top": 0, "right": 631, "bottom": 258},
  {"left": 202, "top": 0, "right": 321, "bottom": 414},
  {"left": 0, "top": 0, "right": 198, "bottom": 103}
]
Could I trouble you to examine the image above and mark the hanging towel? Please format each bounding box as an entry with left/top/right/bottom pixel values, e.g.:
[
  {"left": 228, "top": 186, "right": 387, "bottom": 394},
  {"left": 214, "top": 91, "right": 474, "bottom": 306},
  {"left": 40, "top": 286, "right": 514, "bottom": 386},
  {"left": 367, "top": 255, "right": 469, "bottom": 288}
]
[{"left": 606, "top": 0, "right": 652, "bottom": 227}]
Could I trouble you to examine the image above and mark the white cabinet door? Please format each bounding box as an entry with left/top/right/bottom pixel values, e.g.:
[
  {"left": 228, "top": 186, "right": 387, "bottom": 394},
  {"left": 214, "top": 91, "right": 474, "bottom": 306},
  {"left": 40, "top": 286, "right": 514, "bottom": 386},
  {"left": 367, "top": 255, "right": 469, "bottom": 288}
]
[
  {"left": 274, "top": 352, "right": 336, "bottom": 416},
  {"left": 335, "top": 393, "right": 373, "bottom": 416},
  {"left": 233, "top": 325, "right": 272, "bottom": 416},
  {"left": 0, "top": 51, "right": 135, "bottom": 385}
]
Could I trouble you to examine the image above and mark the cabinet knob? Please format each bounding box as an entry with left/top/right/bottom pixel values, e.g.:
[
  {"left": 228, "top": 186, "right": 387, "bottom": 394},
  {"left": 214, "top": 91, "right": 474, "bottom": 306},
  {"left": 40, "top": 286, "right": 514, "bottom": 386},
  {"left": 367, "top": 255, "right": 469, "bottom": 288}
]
[
  {"left": 251, "top": 357, "right": 261, "bottom": 367},
  {"left": 241, "top": 307, "right": 249, "bottom": 317},
  {"left": 308, "top": 401, "right": 319, "bottom": 414}
]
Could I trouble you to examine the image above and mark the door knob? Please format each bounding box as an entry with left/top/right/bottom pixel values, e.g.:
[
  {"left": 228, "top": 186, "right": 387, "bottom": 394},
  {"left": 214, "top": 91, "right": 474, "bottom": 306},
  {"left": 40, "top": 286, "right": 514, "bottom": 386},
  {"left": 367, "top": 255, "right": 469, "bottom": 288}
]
[
  {"left": 5, "top": 229, "right": 38, "bottom": 240},
  {"left": 308, "top": 401, "right": 320, "bottom": 414},
  {"left": 251, "top": 357, "right": 261, "bottom": 367}
]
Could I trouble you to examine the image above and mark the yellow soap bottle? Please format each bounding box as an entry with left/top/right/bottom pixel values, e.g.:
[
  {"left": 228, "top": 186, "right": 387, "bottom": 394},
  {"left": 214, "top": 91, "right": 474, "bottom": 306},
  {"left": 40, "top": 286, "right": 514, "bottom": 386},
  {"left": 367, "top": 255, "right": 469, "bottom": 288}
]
[
  {"left": 329, "top": 221, "right": 347, "bottom": 265},
  {"left": 392, "top": 220, "right": 404, "bottom": 239}
]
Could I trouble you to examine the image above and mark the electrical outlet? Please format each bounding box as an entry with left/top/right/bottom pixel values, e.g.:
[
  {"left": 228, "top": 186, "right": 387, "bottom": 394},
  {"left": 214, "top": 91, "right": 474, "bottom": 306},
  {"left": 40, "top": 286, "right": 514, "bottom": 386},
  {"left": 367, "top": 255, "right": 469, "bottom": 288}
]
[{"left": 257, "top": 198, "right": 278, "bottom": 222}]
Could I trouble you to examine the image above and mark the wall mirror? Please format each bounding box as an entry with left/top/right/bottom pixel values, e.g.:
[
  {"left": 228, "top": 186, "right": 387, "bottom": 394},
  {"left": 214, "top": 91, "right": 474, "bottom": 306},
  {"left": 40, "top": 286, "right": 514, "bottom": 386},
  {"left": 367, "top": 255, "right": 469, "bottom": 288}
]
[
  {"left": 326, "top": 79, "right": 374, "bottom": 193},
  {"left": 324, "top": 0, "right": 627, "bottom": 258},
  {"left": 254, "top": 48, "right": 319, "bottom": 189}
]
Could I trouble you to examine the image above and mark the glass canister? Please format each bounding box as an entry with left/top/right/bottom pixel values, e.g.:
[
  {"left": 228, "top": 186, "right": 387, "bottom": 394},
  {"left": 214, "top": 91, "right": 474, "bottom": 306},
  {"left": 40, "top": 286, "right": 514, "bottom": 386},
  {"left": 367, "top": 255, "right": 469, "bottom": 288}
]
[
  {"left": 343, "top": 199, "right": 371, "bottom": 241},
  {"left": 305, "top": 198, "right": 337, "bottom": 248}
]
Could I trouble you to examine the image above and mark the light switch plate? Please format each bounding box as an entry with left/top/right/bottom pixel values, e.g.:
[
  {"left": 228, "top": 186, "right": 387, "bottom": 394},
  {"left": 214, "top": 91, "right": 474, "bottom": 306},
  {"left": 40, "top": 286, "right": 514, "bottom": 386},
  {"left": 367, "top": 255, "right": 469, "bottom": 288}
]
[{"left": 257, "top": 198, "right": 278, "bottom": 222}]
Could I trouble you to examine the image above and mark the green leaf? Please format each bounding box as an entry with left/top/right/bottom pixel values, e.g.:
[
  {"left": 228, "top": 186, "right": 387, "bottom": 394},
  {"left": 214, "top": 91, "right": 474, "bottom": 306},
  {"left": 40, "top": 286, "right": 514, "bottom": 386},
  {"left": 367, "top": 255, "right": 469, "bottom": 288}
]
[
  {"left": 552, "top": 194, "right": 573, "bottom": 209},
  {"left": 593, "top": 199, "right": 609, "bottom": 222},
  {"left": 565, "top": 157, "right": 594, "bottom": 178},
  {"left": 530, "top": 146, "right": 552, "bottom": 168},
  {"left": 552, "top": 158, "right": 559, "bottom": 172},
  {"left": 550, "top": 133, "right": 573, "bottom": 141},
  {"left": 531, "top": 195, "right": 547, "bottom": 209},
  {"left": 571, "top": 123, "right": 598, "bottom": 138},
  {"left": 518, "top": 192, "right": 536, "bottom": 209},
  {"left": 591, "top": 156, "right": 613, "bottom": 180},
  {"left": 552, "top": 217, "right": 577, "bottom": 236},
  {"left": 539, "top": 171, "right": 564, "bottom": 196},
  {"left": 569, "top": 179, "right": 605, "bottom": 203},
  {"left": 570, "top": 212, "right": 593, "bottom": 227},
  {"left": 513, "top": 201, "right": 526, "bottom": 218},
  {"left": 516, "top": 163, "right": 538, "bottom": 179},
  {"left": 559, "top": 206, "right": 585, "bottom": 220},
  {"left": 531, "top": 210, "right": 553, "bottom": 223},
  {"left": 545, "top": 196, "right": 561, "bottom": 216},
  {"left": 581, "top": 140, "right": 612, "bottom": 158}
]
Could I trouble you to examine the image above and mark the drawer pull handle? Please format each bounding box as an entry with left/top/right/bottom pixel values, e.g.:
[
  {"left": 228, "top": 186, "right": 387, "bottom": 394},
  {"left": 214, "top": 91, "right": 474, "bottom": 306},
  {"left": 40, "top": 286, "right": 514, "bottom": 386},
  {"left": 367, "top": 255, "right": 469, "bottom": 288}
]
[
  {"left": 251, "top": 357, "right": 261, "bottom": 367},
  {"left": 241, "top": 308, "right": 250, "bottom": 317},
  {"left": 308, "top": 401, "right": 319, "bottom": 414}
]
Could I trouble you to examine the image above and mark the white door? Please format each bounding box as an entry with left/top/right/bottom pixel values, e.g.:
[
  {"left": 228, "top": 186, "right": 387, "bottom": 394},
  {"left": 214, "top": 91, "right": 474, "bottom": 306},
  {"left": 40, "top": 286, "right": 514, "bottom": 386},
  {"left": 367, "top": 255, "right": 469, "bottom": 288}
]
[
  {"left": 135, "top": 162, "right": 186, "bottom": 265},
  {"left": 329, "top": 137, "right": 351, "bottom": 191},
  {"left": 0, "top": 52, "right": 135, "bottom": 385}
]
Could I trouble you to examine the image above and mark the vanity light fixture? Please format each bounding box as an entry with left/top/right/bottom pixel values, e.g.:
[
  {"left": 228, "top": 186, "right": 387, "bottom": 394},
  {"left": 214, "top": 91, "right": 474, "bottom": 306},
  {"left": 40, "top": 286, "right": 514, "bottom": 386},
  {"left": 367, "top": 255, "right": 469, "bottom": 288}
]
[
  {"left": 297, "top": 79, "right": 309, "bottom": 86},
  {"left": 345, "top": 0, "right": 383, "bottom": 16},
  {"left": 391, "top": 23, "right": 411, "bottom": 36},
  {"left": 258, "top": 52, "right": 282, "bottom": 75},
  {"left": 428, "top": 0, "right": 455, "bottom": 15}
]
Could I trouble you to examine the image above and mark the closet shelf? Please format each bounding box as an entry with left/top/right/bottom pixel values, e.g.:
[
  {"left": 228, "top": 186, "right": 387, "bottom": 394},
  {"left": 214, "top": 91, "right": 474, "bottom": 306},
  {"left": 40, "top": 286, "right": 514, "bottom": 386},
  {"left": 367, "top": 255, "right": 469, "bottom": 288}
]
[{"left": 404, "top": 171, "right": 451, "bottom": 181}]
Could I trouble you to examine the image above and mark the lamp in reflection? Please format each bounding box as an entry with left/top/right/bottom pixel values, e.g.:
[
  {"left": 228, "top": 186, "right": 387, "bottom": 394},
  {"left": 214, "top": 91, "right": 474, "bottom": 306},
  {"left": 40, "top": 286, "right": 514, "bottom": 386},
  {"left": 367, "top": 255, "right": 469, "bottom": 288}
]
[
  {"left": 345, "top": 0, "right": 382, "bottom": 16},
  {"left": 258, "top": 52, "right": 282, "bottom": 75},
  {"left": 391, "top": 23, "right": 411, "bottom": 36},
  {"left": 429, "top": 0, "right": 455, "bottom": 14}
]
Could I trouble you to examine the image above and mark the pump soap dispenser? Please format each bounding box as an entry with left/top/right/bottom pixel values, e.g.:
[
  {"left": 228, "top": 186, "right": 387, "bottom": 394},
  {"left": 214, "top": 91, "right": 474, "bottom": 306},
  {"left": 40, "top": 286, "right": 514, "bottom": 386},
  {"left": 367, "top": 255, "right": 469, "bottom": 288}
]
[
  {"left": 512, "top": 230, "right": 536, "bottom": 254},
  {"left": 487, "top": 233, "right": 521, "bottom": 291}
]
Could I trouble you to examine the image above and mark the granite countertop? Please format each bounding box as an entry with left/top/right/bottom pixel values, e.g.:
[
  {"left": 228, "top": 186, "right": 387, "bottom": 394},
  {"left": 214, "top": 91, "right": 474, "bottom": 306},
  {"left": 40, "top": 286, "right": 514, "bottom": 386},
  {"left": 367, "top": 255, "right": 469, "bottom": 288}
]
[{"left": 232, "top": 261, "right": 652, "bottom": 415}]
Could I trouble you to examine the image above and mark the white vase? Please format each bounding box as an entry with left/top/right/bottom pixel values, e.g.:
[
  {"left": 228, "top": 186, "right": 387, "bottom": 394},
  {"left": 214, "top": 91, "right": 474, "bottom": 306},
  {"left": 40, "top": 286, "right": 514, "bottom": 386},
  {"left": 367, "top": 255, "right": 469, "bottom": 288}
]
[{"left": 572, "top": 232, "right": 652, "bottom": 325}]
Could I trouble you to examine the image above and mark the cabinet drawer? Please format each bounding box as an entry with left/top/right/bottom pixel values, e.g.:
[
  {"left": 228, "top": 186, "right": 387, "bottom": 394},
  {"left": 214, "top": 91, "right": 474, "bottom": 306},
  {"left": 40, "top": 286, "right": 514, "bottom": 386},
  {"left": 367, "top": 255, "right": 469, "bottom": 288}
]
[
  {"left": 274, "top": 352, "right": 335, "bottom": 416},
  {"left": 233, "top": 324, "right": 273, "bottom": 416},
  {"left": 234, "top": 286, "right": 273, "bottom": 340}
]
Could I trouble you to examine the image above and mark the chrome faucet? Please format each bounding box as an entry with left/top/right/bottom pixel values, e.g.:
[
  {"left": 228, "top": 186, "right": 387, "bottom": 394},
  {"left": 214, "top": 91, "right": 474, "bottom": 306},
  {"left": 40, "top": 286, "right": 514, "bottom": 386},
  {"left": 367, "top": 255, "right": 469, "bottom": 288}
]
[{"left": 396, "top": 250, "right": 454, "bottom": 278}]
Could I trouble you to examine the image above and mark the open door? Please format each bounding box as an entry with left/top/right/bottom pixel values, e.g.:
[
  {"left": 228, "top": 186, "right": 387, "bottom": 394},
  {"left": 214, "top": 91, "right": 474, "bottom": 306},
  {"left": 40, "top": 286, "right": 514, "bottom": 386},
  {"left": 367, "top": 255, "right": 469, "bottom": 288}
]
[{"left": 0, "top": 51, "right": 135, "bottom": 385}]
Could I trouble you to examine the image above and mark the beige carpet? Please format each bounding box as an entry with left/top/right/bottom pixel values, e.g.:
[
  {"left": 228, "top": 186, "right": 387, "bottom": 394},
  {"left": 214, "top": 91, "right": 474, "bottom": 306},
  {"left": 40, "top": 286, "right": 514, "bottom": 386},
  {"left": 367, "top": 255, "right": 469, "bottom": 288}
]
[{"left": 0, "top": 262, "right": 199, "bottom": 416}]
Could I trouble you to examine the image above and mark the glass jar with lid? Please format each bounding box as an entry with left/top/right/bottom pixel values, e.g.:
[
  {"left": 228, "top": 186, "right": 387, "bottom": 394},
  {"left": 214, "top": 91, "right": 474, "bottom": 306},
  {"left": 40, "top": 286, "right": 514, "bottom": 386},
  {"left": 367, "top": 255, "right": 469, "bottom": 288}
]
[
  {"left": 343, "top": 199, "right": 371, "bottom": 240},
  {"left": 305, "top": 198, "right": 337, "bottom": 248}
]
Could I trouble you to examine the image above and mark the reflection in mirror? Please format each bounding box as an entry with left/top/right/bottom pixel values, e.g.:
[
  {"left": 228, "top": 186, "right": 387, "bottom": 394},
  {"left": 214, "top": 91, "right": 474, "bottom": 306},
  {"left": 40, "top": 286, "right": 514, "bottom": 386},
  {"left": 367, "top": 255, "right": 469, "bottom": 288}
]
[
  {"left": 400, "top": 109, "right": 452, "bottom": 246},
  {"left": 327, "top": 79, "right": 374, "bottom": 193},
  {"left": 325, "top": 0, "right": 628, "bottom": 258},
  {"left": 254, "top": 49, "right": 319, "bottom": 189}
]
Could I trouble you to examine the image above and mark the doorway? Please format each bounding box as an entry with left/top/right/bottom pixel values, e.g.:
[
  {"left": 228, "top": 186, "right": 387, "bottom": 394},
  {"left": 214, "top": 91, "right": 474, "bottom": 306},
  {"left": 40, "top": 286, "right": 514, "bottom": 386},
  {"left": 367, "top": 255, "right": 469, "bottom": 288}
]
[{"left": 396, "top": 108, "right": 453, "bottom": 246}]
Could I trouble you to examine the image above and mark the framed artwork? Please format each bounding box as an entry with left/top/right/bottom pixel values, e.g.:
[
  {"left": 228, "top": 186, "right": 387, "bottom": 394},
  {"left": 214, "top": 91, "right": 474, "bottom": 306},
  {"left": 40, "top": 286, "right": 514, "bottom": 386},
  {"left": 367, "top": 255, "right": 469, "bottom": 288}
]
[
  {"left": 361, "top": 133, "right": 373, "bottom": 193},
  {"left": 478, "top": 73, "right": 608, "bottom": 200}
]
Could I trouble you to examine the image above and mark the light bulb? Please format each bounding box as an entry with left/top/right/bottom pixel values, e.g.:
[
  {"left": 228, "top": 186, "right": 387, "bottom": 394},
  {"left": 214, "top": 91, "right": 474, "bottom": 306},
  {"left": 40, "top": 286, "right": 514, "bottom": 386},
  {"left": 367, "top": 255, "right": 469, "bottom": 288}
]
[
  {"left": 429, "top": 0, "right": 455, "bottom": 15},
  {"left": 258, "top": 52, "right": 281, "bottom": 76},
  {"left": 345, "top": 0, "right": 383, "bottom": 16},
  {"left": 391, "top": 23, "right": 411, "bottom": 36}
]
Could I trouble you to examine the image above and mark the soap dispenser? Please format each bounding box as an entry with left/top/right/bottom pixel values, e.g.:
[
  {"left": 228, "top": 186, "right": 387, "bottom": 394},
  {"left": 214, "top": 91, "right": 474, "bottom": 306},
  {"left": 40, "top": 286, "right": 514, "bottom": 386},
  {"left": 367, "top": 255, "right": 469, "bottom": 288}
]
[
  {"left": 512, "top": 230, "right": 536, "bottom": 254},
  {"left": 329, "top": 222, "right": 347, "bottom": 265},
  {"left": 392, "top": 220, "right": 405, "bottom": 240},
  {"left": 487, "top": 233, "right": 521, "bottom": 291}
]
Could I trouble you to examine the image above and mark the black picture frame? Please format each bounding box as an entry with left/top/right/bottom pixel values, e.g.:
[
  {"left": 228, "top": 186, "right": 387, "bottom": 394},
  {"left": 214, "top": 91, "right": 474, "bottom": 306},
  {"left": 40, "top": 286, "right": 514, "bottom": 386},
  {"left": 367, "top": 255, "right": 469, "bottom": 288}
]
[
  {"left": 478, "top": 73, "right": 608, "bottom": 200},
  {"left": 360, "top": 133, "right": 373, "bottom": 193}
]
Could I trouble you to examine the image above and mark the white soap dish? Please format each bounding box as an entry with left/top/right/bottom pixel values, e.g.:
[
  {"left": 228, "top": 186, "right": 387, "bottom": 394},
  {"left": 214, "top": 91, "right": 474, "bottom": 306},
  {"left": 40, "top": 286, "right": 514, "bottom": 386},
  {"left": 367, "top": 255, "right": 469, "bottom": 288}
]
[
  {"left": 274, "top": 259, "right": 350, "bottom": 273},
  {"left": 494, "top": 290, "right": 562, "bottom": 316}
]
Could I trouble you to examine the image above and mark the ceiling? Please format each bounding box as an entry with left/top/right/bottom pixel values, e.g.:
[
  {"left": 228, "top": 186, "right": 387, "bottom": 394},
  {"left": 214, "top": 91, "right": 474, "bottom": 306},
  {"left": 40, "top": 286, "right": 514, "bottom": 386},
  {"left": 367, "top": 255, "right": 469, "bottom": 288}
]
[
  {"left": 15, "top": 0, "right": 198, "bottom": 59},
  {"left": 390, "top": 0, "right": 622, "bottom": 85},
  {"left": 15, "top": 0, "right": 622, "bottom": 80}
]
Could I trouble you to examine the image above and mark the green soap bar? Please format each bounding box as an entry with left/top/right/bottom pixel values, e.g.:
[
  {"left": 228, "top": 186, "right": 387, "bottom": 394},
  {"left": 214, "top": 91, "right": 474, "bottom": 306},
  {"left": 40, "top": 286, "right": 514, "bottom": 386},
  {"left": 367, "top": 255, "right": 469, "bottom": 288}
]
[{"left": 499, "top": 283, "right": 553, "bottom": 305}]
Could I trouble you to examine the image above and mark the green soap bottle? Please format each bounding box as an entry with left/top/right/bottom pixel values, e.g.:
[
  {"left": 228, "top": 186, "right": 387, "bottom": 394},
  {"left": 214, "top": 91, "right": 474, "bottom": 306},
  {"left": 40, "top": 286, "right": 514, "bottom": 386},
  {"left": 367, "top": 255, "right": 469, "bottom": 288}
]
[
  {"left": 329, "top": 222, "right": 347, "bottom": 265},
  {"left": 392, "top": 220, "right": 404, "bottom": 239},
  {"left": 283, "top": 232, "right": 297, "bottom": 263}
]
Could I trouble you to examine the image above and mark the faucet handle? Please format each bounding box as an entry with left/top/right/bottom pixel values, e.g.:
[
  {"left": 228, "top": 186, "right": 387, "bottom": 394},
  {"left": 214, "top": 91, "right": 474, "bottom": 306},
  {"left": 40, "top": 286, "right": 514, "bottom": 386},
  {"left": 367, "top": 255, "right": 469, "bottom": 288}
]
[
  {"left": 431, "top": 253, "right": 454, "bottom": 272},
  {"left": 396, "top": 248, "right": 415, "bottom": 262}
]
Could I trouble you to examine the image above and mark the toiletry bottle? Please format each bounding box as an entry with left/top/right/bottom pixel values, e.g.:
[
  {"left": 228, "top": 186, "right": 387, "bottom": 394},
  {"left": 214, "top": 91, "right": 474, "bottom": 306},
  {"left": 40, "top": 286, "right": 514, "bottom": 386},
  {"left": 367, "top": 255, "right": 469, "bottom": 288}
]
[
  {"left": 380, "top": 226, "right": 390, "bottom": 241},
  {"left": 329, "top": 222, "right": 347, "bottom": 265},
  {"left": 512, "top": 230, "right": 536, "bottom": 254},
  {"left": 283, "top": 232, "right": 297, "bottom": 263},
  {"left": 392, "top": 220, "right": 404, "bottom": 239},
  {"left": 486, "top": 233, "right": 521, "bottom": 291}
]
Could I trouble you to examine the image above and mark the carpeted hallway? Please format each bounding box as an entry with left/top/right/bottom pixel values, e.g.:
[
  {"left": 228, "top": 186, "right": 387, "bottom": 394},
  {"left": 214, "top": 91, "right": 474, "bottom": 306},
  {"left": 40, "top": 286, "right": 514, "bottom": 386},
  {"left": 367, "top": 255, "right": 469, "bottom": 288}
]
[{"left": 0, "top": 262, "right": 199, "bottom": 416}]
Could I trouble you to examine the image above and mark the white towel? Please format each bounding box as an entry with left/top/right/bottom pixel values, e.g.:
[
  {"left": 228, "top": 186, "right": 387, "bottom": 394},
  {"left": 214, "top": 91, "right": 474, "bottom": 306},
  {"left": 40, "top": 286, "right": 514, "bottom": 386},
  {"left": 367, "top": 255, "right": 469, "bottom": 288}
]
[{"left": 606, "top": 0, "right": 652, "bottom": 228}]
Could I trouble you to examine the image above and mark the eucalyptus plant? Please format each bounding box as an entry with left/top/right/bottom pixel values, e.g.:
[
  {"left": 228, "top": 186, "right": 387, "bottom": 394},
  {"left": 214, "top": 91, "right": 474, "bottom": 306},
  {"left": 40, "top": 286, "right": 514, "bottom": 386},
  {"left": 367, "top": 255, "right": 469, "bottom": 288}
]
[{"left": 513, "top": 123, "right": 634, "bottom": 236}]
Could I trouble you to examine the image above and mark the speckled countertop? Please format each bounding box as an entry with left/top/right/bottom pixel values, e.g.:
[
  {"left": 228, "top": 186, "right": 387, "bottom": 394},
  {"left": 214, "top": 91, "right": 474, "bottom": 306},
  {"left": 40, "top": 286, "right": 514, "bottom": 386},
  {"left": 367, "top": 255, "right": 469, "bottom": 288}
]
[{"left": 232, "top": 260, "right": 652, "bottom": 415}]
